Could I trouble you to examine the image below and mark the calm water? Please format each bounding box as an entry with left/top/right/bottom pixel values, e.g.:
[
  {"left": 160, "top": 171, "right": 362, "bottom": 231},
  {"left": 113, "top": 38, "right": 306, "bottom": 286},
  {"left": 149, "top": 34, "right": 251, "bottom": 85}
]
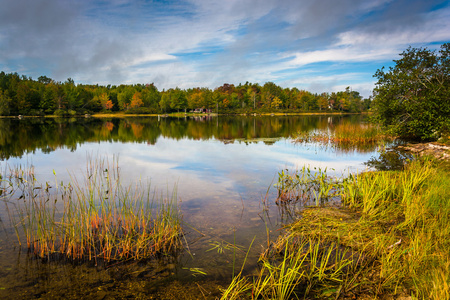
[{"left": 0, "top": 115, "right": 380, "bottom": 299}]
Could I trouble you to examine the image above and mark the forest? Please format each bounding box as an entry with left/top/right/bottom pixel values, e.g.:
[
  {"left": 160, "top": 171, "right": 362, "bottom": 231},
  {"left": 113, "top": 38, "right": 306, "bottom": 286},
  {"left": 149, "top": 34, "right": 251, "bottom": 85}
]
[{"left": 0, "top": 71, "right": 369, "bottom": 116}]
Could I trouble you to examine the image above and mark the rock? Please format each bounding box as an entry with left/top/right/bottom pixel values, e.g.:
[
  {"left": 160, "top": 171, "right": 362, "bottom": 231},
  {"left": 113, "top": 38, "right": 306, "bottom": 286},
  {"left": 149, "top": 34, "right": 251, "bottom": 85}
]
[{"left": 396, "top": 142, "right": 450, "bottom": 161}]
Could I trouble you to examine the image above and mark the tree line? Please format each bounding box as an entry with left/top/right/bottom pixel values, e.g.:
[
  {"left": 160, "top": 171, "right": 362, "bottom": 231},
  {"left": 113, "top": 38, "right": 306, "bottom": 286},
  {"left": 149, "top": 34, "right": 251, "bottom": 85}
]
[{"left": 0, "top": 72, "right": 369, "bottom": 116}]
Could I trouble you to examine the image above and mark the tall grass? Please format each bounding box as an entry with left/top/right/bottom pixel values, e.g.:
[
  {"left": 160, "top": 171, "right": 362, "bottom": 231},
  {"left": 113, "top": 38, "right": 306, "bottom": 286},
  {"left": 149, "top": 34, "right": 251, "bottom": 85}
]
[
  {"left": 275, "top": 166, "right": 338, "bottom": 207},
  {"left": 221, "top": 236, "right": 357, "bottom": 299},
  {"left": 222, "top": 158, "right": 450, "bottom": 299},
  {"left": 296, "top": 121, "right": 394, "bottom": 153},
  {"left": 1, "top": 157, "right": 182, "bottom": 262}
]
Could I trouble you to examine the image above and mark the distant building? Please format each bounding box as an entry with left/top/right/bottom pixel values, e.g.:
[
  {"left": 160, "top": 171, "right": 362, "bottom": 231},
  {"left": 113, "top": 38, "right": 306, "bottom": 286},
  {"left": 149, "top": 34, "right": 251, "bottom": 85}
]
[{"left": 193, "top": 108, "right": 212, "bottom": 113}]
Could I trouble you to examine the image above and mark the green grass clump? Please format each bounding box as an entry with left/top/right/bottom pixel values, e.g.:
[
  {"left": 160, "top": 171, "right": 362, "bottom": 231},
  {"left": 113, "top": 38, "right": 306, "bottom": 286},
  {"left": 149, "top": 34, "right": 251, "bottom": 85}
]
[
  {"left": 275, "top": 166, "right": 338, "bottom": 207},
  {"left": 1, "top": 158, "right": 182, "bottom": 262}
]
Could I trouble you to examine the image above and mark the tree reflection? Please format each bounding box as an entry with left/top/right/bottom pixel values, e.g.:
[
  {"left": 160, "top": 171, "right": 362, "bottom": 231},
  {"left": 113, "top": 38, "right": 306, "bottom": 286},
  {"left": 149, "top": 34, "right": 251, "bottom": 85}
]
[{"left": 0, "top": 115, "right": 371, "bottom": 160}]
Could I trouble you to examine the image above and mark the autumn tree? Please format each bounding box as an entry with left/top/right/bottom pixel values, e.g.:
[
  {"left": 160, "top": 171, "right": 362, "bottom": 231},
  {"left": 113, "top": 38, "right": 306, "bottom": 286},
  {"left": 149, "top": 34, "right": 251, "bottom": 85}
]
[
  {"left": 187, "top": 88, "right": 203, "bottom": 109},
  {"left": 97, "top": 93, "right": 113, "bottom": 110},
  {"left": 130, "top": 91, "right": 144, "bottom": 108},
  {"left": 271, "top": 96, "right": 282, "bottom": 109}
]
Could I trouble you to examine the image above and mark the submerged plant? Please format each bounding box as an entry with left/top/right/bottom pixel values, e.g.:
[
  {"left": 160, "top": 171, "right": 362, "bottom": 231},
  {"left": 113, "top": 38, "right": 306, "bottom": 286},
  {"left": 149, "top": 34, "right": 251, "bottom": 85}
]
[
  {"left": 207, "top": 240, "right": 244, "bottom": 254},
  {"left": 183, "top": 267, "right": 207, "bottom": 277}
]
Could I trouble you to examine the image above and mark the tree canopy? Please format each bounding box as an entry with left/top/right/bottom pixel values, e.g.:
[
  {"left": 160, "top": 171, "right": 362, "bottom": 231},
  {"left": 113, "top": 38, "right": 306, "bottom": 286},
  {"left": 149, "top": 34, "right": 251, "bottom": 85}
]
[{"left": 371, "top": 43, "right": 450, "bottom": 141}]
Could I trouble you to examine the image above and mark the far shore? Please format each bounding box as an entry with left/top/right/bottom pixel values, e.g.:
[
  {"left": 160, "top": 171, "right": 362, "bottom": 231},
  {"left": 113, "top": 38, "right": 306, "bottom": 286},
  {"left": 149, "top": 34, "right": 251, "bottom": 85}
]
[{"left": 1, "top": 111, "right": 369, "bottom": 119}]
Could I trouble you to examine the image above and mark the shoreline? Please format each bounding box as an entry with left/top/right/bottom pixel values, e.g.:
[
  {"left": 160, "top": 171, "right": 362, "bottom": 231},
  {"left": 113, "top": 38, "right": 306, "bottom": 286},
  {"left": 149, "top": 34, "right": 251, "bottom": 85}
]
[{"left": 0, "top": 111, "right": 368, "bottom": 119}]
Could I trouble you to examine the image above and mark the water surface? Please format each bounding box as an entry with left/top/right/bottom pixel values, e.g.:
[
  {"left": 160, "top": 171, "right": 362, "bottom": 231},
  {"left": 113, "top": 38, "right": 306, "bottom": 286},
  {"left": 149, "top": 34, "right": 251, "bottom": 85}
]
[{"left": 0, "top": 115, "right": 380, "bottom": 298}]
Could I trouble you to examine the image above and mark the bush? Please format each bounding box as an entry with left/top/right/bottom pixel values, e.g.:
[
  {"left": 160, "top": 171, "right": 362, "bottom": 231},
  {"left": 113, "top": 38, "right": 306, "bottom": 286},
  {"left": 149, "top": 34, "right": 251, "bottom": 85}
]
[
  {"left": 54, "top": 109, "right": 67, "bottom": 116},
  {"left": 124, "top": 107, "right": 157, "bottom": 114},
  {"left": 371, "top": 43, "right": 450, "bottom": 141}
]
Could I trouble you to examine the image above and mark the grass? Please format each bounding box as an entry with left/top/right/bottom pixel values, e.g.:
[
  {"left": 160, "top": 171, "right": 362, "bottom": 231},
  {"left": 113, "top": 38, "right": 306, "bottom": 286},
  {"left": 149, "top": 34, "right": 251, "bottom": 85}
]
[
  {"left": 275, "top": 166, "right": 339, "bottom": 207},
  {"left": 1, "top": 157, "right": 183, "bottom": 263},
  {"left": 221, "top": 158, "right": 450, "bottom": 299},
  {"left": 296, "top": 121, "right": 395, "bottom": 153}
]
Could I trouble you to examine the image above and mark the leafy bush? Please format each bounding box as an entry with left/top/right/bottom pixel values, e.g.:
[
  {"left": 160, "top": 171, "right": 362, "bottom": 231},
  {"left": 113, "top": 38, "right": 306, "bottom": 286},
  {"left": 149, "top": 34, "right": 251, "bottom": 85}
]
[{"left": 54, "top": 109, "right": 67, "bottom": 116}]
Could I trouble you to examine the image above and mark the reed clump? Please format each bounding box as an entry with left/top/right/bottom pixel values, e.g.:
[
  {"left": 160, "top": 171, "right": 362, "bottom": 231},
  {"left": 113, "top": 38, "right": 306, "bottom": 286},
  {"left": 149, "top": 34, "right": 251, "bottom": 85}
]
[
  {"left": 275, "top": 166, "right": 339, "bottom": 207},
  {"left": 296, "top": 122, "right": 394, "bottom": 152},
  {"left": 1, "top": 158, "right": 182, "bottom": 262},
  {"left": 222, "top": 158, "right": 450, "bottom": 299}
]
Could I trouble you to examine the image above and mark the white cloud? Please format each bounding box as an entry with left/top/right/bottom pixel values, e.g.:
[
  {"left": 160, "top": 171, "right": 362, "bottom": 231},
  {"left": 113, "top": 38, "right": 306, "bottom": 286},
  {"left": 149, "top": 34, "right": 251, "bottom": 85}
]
[
  {"left": 288, "top": 47, "right": 394, "bottom": 66},
  {"left": 1, "top": 0, "right": 449, "bottom": 94},
  {"left": 337, "top": 7, "right": 450, "bottom": 47},
  {"left": 278, "top": 3, "right": 450, "bottom": 69}
]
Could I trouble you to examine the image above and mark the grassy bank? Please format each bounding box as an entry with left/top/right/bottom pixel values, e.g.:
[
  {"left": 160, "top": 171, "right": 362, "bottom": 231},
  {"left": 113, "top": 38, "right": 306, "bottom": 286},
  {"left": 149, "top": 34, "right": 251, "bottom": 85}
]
[
  {"left": 222, "top": 158, "right": 450, "bottom": 299},
  {"left": 90, "top": 111, "right": 362, "bottom": 118},
  {"left": 1, "top": 157, "right": 182, "bottom": 262}
]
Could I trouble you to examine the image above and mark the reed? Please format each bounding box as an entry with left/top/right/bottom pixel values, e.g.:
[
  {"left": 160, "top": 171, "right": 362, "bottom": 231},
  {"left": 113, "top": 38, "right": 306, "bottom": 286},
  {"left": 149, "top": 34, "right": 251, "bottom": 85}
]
[
  {"left": 220, "top": 235, "right": 357, "bottom": 299},
  {"left": 296, "top": 121, "right": 394, "bottom": 153},
  {"left": 1, "top": 157, "right": 183, "bottom": 263},
  {"left": 275, "top": 166, "right": 338, "bottom": 206}
]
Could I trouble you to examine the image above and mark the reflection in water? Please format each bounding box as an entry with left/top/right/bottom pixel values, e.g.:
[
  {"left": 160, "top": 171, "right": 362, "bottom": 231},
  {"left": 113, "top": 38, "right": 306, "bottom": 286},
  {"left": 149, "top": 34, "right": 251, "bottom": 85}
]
[
  {"left": 0, "top": 115, "right": 382, "bottom": 299},
  {"left": 0, "top": 115, "right": 368, "bottom": 160}
]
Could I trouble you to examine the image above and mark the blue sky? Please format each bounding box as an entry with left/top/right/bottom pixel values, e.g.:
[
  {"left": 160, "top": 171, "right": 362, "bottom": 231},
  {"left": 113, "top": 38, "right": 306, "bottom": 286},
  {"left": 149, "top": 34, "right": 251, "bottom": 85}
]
[{"left": 1, "top": 0, "right": 449, "bottom": 97}]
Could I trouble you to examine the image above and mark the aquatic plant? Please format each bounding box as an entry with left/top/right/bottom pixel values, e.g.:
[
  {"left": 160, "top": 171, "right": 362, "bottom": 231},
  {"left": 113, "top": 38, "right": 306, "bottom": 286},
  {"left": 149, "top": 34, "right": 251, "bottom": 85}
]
[
  {"left": 275, "top": 166, "right": 338, "bottom": 206},
  {"left": 1, "top": 157, "right": 183, "bottom": 263}
]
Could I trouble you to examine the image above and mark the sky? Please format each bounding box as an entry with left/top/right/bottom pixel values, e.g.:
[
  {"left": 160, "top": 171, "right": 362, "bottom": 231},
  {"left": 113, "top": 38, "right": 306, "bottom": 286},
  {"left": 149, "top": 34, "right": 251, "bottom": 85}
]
[{"left": 0, "top": 0, "right": 449, "bottom": 97}]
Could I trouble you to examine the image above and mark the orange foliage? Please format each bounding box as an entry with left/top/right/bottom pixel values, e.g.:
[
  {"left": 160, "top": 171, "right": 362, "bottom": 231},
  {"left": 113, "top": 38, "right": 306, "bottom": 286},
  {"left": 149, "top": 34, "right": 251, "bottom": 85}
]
[
  {"left": 131, "top": 123, "right": 144, "bottom": 138},
  {"left": 130, "top": 92, "right": 143, "bottom": 108}
]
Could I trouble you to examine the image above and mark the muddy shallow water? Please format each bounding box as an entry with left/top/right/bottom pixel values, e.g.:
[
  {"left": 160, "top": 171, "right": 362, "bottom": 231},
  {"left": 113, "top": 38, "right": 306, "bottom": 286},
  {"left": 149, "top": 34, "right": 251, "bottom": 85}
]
[{"left": 0, "top": 115, "right": 382, "bottom": 299}]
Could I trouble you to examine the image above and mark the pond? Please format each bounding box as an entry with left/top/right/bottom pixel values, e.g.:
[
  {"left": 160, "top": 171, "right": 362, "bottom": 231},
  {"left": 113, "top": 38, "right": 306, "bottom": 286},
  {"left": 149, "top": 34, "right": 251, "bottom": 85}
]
[{"left": 0, "top": 115, "right": 382, "bottom": 299}]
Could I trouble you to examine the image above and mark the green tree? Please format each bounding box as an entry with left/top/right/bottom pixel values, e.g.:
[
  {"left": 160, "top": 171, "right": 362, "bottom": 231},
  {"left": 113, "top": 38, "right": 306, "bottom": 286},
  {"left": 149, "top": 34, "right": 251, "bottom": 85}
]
[
  {"left": 159, "top": 92, "right": 171, "bottom": 113},
  {"left": 64, "top": 78, "right": 80, "bottom": 110},
  {"left": 317, "top": 94, "right": 328, "bottom": 111},
  {"left": 38, "top": 75, "right": 52, "bottom": 85},
  {"left": 0, "top": 89, "right": 11, "bottom": 115},
  {"left": 40, "top": 82, "right": 57, "bottom": 113},
  {"left": 169, "top": 88, "right": 187, "bottom": 113},
  {"left": 141, "top": 83, "right": 160, "bottom": 112},
  {"left": 261, "top": 82, "right": 282, "bottom": 108},
  {"left": 117, "top": 86, "right": 134, "bottom": 110},
  {"left": 372, "top": 43, "right": 450, "bottom": 140}
]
